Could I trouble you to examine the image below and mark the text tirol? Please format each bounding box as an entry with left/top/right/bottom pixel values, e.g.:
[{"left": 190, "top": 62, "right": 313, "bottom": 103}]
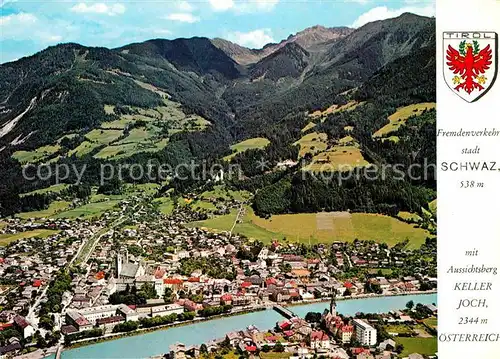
[{"left": 444, "top": 32, "right": 496, "bottom": 39}]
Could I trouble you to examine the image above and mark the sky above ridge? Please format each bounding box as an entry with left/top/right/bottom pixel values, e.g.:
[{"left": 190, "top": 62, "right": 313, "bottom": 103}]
[{"left": 0, "top": 0, "right": 435, "bottom": 63}]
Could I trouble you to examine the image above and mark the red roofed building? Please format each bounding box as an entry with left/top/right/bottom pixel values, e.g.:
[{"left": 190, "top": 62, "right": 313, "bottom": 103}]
[
  {"left": 310, "top": 330, "right": 330, "bottom": 349},
  {"left": 278, "top": 320, "right": 291, "bottom": 330},
  {"left": 188, "top": 277, "right": 200, "bottom": 283},
  {"left": 266, "top": 278, "right": 277, "bottom": 287},
  {"left": 32, "top": 280, "right": 42, "bottom": 288},
  {"left": 95, "top": 271, "right": 105, "bottom": 280},
  {"left": 339, "top": 324, "right": 354, "bottom": 343},
  {"left": 0, "top": 323, "right": 13, "bottom": 331},
  {"left": 154, "top": 267, "right": 166, "bottom": 279},
  {"left": 220, "top": 293, "right": 233, "bottom": 305},
  {"left": 164, "top": 278, "right": 183, "bottom": 290},
  {"left": 241, "top": 281, "right": 252, "bottom": 288},
  {"left": 13, "top": 315, "right": 35, "bottom": 339},
  {"left": 344, "top": 281, "right": 353, "bottom": 289},
  {"left": 352, "top": 348, "right": 370, "bottom": 355},
  {"left": 178, "top": 299, "right": 202, "bottom": 312},
  {"left": 245, "top": 345, "right": 257, "bottom": 353}
]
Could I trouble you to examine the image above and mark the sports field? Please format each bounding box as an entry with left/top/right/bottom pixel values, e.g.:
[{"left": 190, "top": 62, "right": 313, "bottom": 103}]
[{"left": 395, "top": 337, "right": 437, "bottom": 357}]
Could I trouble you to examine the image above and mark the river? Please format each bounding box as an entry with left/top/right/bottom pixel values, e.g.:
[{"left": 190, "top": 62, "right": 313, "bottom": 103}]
[{"left": 51, "top": 293, "right": 436, "bottom": 359}]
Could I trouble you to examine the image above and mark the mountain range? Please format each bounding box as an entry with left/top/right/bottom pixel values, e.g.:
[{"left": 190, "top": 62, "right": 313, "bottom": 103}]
[{"left": 0, "top": 13, "right": 437, "bottom": 216}]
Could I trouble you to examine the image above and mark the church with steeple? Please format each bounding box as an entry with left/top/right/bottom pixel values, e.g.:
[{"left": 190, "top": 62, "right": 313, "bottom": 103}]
[{"left": 322, "top": 295, "right": 353, "bottom": 344}]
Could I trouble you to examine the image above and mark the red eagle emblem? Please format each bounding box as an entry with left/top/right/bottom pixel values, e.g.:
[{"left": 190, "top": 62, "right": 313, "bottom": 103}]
[{"left": 446, "top": 40, "right": 492, "bottom": 94}]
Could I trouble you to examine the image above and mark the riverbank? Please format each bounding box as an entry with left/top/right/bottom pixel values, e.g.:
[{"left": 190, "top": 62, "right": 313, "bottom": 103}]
[
  {"left": 284, "top": 289, "right": 438, "bottom": 308},
  {"left": 49, "top": 293, "right": 437, "bottom": 359},
  {"left": 66, "top": 290, "right": 436, "bottom": 349},
  {"left": 66, "top": 306, "right": 266, "bottom": 349}
]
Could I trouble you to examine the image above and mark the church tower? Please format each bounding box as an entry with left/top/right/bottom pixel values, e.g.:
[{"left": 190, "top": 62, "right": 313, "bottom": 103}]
[
  {"left": 330, "top": 295, "right": 337, "bottom": 317},
  {"left": 116, "top": 253, "right": 122, "bottom": 279}
]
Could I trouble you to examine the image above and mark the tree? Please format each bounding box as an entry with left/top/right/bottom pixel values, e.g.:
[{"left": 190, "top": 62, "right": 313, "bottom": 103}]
[
  {"left": 261, "top": 345, "right": 271, "bottom": 352},
  {"left": 274, "top": 342, "right": 285, "bottom": 353},
  {"left": 305, "top": 312, "right": 322, "bottom": 323},
  {"left": 164, "top": 287, "right": 175, "bottom": 303},
  {"left": 406, "top": 300, "right": 414, "bottom": 310},
  {"left": 200, "top": 344, "right": 208, "bottom": 354}
]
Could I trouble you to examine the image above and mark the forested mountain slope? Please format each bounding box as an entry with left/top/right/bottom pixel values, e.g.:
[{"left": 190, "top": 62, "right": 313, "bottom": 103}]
[{"left": 0, "top": 13, "right": 436, "bottom": 218}]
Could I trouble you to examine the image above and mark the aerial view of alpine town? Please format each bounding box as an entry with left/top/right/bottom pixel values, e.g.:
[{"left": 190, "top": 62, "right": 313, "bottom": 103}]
[{"left": 0, "top": 0, "right": 437, "bottom": 358}]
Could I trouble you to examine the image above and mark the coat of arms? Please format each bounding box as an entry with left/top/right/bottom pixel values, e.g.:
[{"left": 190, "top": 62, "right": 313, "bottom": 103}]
[{"left": 444, "top": 32, "right": 497, "bottom": 102}]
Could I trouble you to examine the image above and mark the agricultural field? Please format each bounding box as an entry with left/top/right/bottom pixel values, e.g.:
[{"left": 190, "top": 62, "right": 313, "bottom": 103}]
[
  {"left": 104, "top": 104, "right": 115, "bottom": 114},
  {"left": 189, "top": 208, "right": 431, "bottom": 247},
  {"left": 101, "top": 118, "right": 133, "bottom": 129},
  {"left": 15, "top": 201, "right": 73, "bottom": 219},
  {"left": 153, "top": 197, "right": 175, "bottom": 215},
  {"left": 385, "top": 324, "right": 414, "bottom": 335},
  {"left": 423, "top": 317, "right": 438, "bottom": 330},
  {"left": 68, "top": 141, "right": 102, "bottom": 157},
  {"left": 259, "top": 353, "right": 291, "bottom": 359},
  {"left": 133, "top": 79, "right": 170, "bottom": 99},
  {"left": 303, "top": 136, "right": 369, "bottom": 172},
  {"left": 95, "top": 136, "right": 169, "bottom": 160},
  {"left": 85, "top": 129, "right": 123, "bottom": 144},
  {"left": 301, "top": 121, "right": 316, "bottom": 132},
  {"left": 187, "top": 207, "right": 277, "bottom": 242},
  {"left": 116, "top": 127, "right": 156, "bottom": 144},
  {"left": 12, "top": 144, "right": 61, "bottom": 164},
  {"left": 294, "top": 132, "right": 328, "bottom": 158},
  {"left": 20, "top": 183, "right": 69, "bottom": 197},
  {"left": 395, "top": 337, "right": 437, "bottom": 357},
  {"left": 200, "top": 186, "right": 251, "bottom": 202},
  {"left": 95, "top": 99, "right": 208, "bottom": 160},
  {"left": 397, "top": 211, "right": 422, "bottom": 223},
  {"left": 373, "top": 102, "right": 436, "bottom": 138},
  {"left": 224, "top": 137, "right": 270, "bottom": 161},
  {"left": 247, "top": 211, "right": 431, "bottom": 247},
  {"left": 309, "top": 101, "right": 363, "bottom": 120},
  {"left": 0, "top": 229, "right": 60, "bottom": 246},
  {"left": 52, "top": 200, "right": 121, "bottom": 219},
  {"left": 57, "top": 133, "right": 78, "bottom": 143},
  {"left": 428, "top": 199, "right": 437, "bottom": 216}
]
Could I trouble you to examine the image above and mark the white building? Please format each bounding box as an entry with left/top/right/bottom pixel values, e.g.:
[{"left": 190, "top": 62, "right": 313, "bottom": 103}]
[
  {"left": 151, "top": 304, "right": 184, "bottom": 317},
  {"left": 353, "top": 319, "right": 377, "bottom": 346},
  {"left": 78, "top": 305, "right": 119, "bottom": 324}
]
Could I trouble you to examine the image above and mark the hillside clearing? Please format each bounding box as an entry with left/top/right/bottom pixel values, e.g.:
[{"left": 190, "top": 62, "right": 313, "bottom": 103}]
[
  {"left": 12, "top": 144, "right": 61, "bottom": 164},
  {"left": 224, "top": 137, "right": 270, "bottom": 161},
  {"left": 303, "top": 136, "right": 369, "bottom": 172},
  {"left": 309, "top": 101, "right": 363, "bottom": 120},
  {"left": 373, "top": 102, "right": 436, "bottom": 138},
  {"left": 20, "top": 184, "right": 69, "bottom": 197},
  {"left": 301, "top": 122, "right": 316, "bottom": 132},
  {"left": 294, "top": 132, "right": 328, "bottom": 158}
]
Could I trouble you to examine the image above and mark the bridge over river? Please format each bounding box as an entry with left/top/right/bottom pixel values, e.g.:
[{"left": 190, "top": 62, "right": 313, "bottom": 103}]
[{"left": 272, "top": 305, "right": 298, "bottom": 319}]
